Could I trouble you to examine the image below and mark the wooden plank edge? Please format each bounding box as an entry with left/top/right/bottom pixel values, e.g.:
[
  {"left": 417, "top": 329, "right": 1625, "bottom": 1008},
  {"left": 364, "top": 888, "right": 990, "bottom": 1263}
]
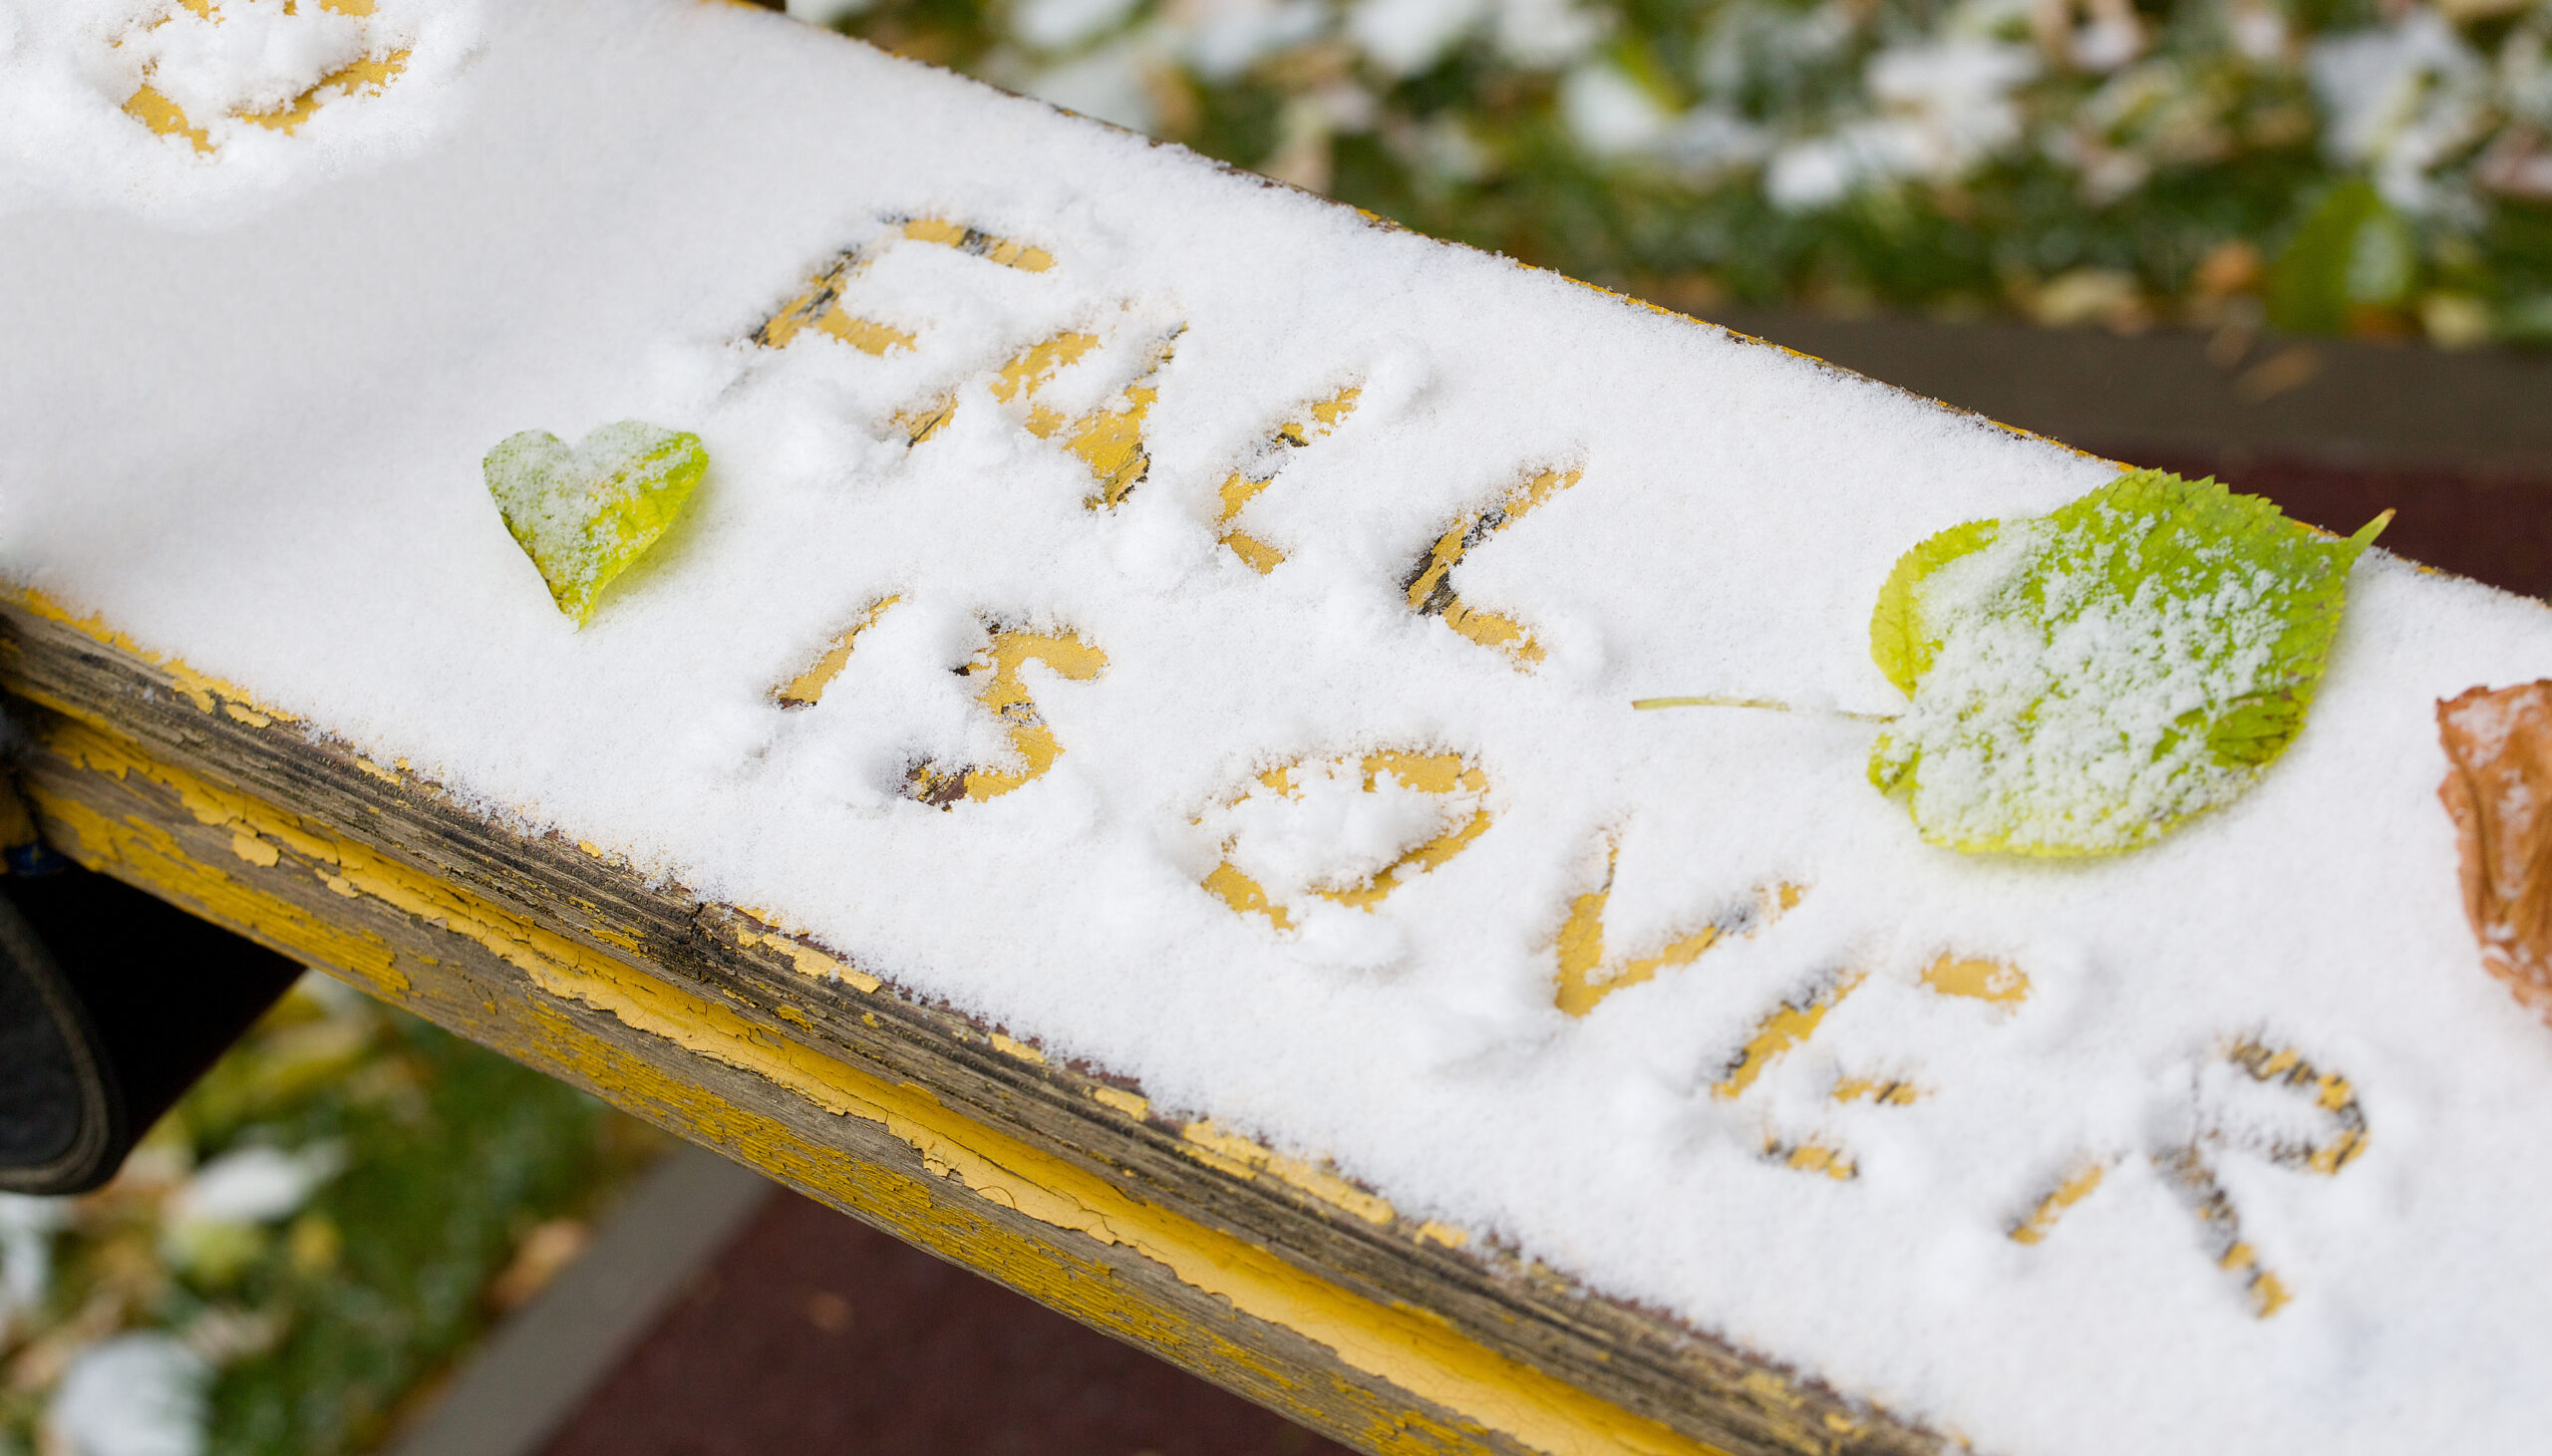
[
  {"left": 10, "top": 703, "right": 1721, "bottom": 1456},
  {"left": 0, "top": 589, "right": 1938, "bottom": 1456}
]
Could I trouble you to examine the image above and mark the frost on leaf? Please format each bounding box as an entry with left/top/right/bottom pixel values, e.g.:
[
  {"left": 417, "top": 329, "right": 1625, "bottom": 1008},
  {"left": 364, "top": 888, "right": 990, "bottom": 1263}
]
[
  {"left": 1868, "top": 469, "right": 2386, "bottom": 856},
  {"left": 2437, "top": 682, "right": 2552, "bottom": 1022},
  {"left": 484, "top": 422, "right": 708, "bottom": 627}
]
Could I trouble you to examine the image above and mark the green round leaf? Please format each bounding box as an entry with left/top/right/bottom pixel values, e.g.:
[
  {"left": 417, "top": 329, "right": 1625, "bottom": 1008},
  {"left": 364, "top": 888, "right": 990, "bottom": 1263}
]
[{"left": 1868, "top": 469, "right": 2388, "bottom": 857}]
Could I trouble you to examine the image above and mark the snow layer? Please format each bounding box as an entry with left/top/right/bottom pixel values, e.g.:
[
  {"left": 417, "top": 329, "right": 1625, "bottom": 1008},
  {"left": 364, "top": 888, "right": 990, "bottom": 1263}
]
[
  {"left": 0, "top": 0, "right": 483, "bottom": 226},
  {"left": 6, "top": 3, "right": 2552, "bottom": 1451}
]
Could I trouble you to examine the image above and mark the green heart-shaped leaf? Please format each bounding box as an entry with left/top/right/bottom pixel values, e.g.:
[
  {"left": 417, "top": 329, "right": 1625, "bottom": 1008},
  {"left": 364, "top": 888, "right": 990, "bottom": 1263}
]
[
  {"left": 485, "top": 422, "right": 707, "bottom": 626},
  {"left": 1868, "top": 469, "right": 2388, "bottom": 857}
]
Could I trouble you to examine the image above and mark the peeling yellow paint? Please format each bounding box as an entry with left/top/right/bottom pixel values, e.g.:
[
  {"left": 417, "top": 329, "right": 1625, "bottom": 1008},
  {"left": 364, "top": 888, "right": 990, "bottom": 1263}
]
[
  {"left": 1061, "top": 335, "right": 1176, "bottom": 511},
  {"left": 899, "top": 216, "right": 1055, "bottom": 272},
  {"left": 27, "top": 714, "right": 1770, "bottom": 1456},
  {"left": 1921, "top": 954, "right": 2030, "bottom": 1007},
  {"left": 1201, "top": 750, "right": 1489, "bottom": 929},
  {"left": 2008, "top": 1161, "right": 2106, "bottom": 1245},
  {"left": 1215, "top": 385, "right": 1360, "bottom": 572},
  {"left": 894, "top": 395, "right": 958, "bottom": 446},
  {"left": 235, "top": 50, "right": 410, "bottom": 135},
  {"left": 1092, "top": 1086, "right": 1150, "bottom": 1120},
  {"left": 1713, "top": 971, "right": 1867, "bottom": 1100},
  {"left": 820, "top": 312, "right": 917, "bottom": 355},
  {"left": 754, "top": 248, "right": 914, "bottom": 356},
  {"left": 2057, "top": 1038, "right": 2373, "bottom": 1316},
  {"left": 1769, "top": 1137, "right": 1855, "bottom": 1181},
  {"left": 1202, "top": 861, "right": 1292, "bottom": 932},
  {"left": 1182, "top": 1120, "right": 1397, "bottom": 1227},
  {"left": 1404, "top": 467, "right": 1583, "bottom": 668},
  {"left": 25, "top": 728, "right": 403, "bottom": 997},
  {"left": 985, "top": 328, "right": 1176, "bottom": 510},
  {"left": 754, "top": 216, "right": 1052, "bottom": 372},
  {"left": 2224, "top": 1038, "right": 2368, "bottom": 1175},
  {"left": 124, "top": 84, "right": 211, "bottom": 152},
  {"left": 2218, "top": 1242, "right": 2293, "bottom": 1317},
  {"left": 1552, "top": 837, "right": 1800, "bottom": 1018},
  {"left": 907, "top": 628, "right": 1108, "bottom": 806},
  {"left": 1829, "top": 1076, "right": 1917, "bottom": 1107},
  {"left": 729, "top": 919, "right": 884, "bottom": 995},
  {"left": 12, "top": 587, "right": 287, "bottom": 722},
  {"left": 228, "top": 830, "right": 280, "bottom": 868},
  {"left": 1417, "top": 1222, "right": 1469, "bottom": 1249},
  {"left": 774, "top": 596, "right": 900, "bottom": 709},
  {"left": 121, "top": 0, "right": 409, "bottom": 151},
  {"left": 991, "top": 332, "right": 1100, "bottom": 403},
  {"left": 990, "top": 1032, "right": 1046, "bottom": 1064}
]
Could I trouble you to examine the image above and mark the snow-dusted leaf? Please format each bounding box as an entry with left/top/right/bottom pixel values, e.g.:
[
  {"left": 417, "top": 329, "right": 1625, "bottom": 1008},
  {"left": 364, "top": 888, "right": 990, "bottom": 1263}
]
[
  {"left": 484, "top": 422, "right": 707, "bottom": 627},
  {"left": 1868, "top": 469, "right": 2387, "bottom": 856},
  {"left": 1870, "top": 516, "right": 1999, "bottom": 697}
]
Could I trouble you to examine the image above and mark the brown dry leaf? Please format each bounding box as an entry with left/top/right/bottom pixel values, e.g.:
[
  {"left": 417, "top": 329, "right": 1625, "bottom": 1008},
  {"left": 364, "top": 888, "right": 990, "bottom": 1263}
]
[
  {"left": 2437, "top": 682, "right": 2552, "bottom": 1019},
  {"left": 484, "top": 1218, "right": 589, "bottom": 1313}
]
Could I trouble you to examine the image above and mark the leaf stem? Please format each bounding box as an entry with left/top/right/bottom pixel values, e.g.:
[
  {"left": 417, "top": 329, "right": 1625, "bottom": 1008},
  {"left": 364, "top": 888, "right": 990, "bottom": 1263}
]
[{"left": 1632, "top": 695, "right": 1896, "bottom": 724}]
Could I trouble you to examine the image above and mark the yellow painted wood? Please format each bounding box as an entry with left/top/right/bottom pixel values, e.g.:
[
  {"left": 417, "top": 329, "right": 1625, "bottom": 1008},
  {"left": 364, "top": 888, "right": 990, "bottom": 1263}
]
[
  {"left": 1920, "top": 955, "right": 2031, "bottom": 1007},
  {"left": 118, "top": 1, "right": 407, "bottom": 152},
  {"left": 14, "top": 704, "right": 1747, "bottom": 1456},
  {"left": 1198, "top": 749, "right": 1491, "bottom": 929},
  {"left": 1032, "top": 333, "right": 1178, "bottom": 511},
  {"left": 907, "top": 626, "right": 1109, "bottom": 805},
  {"left": 897, "top": 217, "right": 1056, "bottom": 272},
  {"left": 2009, "top": 1164, "right": 2105, "bottom": 1246},
  {"left": 899, "top": 323, "right": 1176, "bottom": 503},
  {"left": 1404, "top": 468, "right": 1585, "bottom": 668},
  {"left": 772, "top": 595, "right": 900, "bottom": 709},
  {"left": 1552, "top": 839, "right": 1801, "bottom": 1018},
  {"left": 0, "top": 9, "right": 2163, "bottom": 1431},
  {"left": 756, "top": 218, "right": 1058, "bottom": 360},
  {"left": 1216, "top": 386, "right": 1362, "bottom": 573},
  {"left": 1714, "top": 973, "right": 1868, "bottom": 1102}
]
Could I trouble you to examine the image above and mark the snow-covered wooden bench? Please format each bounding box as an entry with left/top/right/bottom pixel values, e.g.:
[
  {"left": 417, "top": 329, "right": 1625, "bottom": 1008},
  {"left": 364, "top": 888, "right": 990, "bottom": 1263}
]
[
  {"left": 6, "top": 594, "right": 1881, "bottom": 1454},
  {"left": 9, "top": 3, "right": 2551, "bottom": 1454}
]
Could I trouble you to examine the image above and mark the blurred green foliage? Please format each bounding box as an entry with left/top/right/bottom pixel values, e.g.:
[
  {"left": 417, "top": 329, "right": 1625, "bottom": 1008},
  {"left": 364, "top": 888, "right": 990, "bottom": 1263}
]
[
  {"left": 0, "top": 975, "right": 660, "bottom": 1456},
  {"left": 812, "top": 0, "right": 2552, "bottom": 344}
]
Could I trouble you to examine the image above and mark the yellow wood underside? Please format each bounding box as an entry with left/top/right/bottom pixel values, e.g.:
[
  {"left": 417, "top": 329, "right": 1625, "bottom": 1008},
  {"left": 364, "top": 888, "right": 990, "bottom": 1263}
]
[{"left": 17, "top": 702, "right": 1752, "bottom": 1456}]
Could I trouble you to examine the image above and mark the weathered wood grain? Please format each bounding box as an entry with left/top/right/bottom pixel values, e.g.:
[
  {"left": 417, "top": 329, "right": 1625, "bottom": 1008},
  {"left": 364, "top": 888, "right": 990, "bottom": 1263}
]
[{"left": 0, "top": 593, "right": 1940, "bottom": 1456}]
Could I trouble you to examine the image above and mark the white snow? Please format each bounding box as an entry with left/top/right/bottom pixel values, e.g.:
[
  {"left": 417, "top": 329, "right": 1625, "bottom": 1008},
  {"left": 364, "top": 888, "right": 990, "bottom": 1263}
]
[
  {"left": 1560, "top": 62, "right": 1673, "bottom": 156},
  {"left": 165, "top": 1142, "right": 345, "bottom": 1227},
  {"left": 5, "top": 3, "right": 2552, "bottom": 1453},
  {"left": 0, "top": 1193, "right": 68, "bottom": 1331},
  {"left": 2308, "top": 10, "right": 2492, "bottom": 212},
  {"left": 0, "top": 0, "right": 483, "bottom": 226},
  {"left": 47, "top": 1333, "right": 209, "bottom": 1456},
  {"left": 1346, "top": 0, "right": 1485, "bottom": 76}
]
